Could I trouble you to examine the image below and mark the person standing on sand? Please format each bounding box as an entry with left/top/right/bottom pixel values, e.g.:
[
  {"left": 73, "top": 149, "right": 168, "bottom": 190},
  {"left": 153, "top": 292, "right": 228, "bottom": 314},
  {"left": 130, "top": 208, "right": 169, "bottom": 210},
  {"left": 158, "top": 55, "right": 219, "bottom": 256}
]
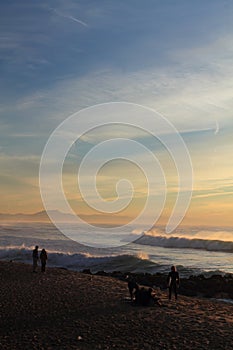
[
  {"left": 40, "top": 248, "right": 48, "bottom": 272},
  {"left": 167, "top": 265, "right": 180, "bottom": 300},
  {"left": 32, "top": 245, "right": 39, "bottom": 272}
]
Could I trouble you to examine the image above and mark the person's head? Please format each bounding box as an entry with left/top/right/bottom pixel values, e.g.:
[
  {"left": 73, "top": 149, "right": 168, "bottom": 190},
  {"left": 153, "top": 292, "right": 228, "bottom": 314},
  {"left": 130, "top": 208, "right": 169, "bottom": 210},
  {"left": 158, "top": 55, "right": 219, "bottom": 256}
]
[
  {"left": 171, "top": 265, "right": 176, "bottom": 272},
  {"left": 35, "top": 245, "right": 38, "bottom": 249}
]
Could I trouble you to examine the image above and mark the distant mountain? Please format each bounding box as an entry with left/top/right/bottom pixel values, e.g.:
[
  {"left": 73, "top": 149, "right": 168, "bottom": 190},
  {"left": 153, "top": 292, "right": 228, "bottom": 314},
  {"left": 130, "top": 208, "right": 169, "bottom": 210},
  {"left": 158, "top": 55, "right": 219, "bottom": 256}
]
[
  {"left": 0, "top": 210, "right": 133, "bottom": 226},
  {"left": 0, "top": 210, "right": 76, "bottom": 222}
]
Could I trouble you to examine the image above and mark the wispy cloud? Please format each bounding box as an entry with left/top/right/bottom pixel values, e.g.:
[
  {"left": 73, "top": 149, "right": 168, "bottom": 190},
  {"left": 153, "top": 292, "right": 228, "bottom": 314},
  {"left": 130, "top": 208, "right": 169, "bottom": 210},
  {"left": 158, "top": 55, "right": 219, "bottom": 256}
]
[{"left": 193, "top": 191, "right": 233, "bottom": 199}]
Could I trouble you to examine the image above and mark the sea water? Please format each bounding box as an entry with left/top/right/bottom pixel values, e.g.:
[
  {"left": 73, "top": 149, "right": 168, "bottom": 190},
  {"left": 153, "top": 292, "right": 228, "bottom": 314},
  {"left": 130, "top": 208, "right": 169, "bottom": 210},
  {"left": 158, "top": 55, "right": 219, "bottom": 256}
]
[{"left": 0, "top": 222, "right": 233, "bottom": 277}]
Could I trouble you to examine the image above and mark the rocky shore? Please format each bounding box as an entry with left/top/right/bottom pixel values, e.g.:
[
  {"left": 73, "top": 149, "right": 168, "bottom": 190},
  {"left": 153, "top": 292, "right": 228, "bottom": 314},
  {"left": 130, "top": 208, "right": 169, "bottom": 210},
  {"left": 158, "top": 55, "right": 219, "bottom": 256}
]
[
  {"left": 87, "top": 269, "right": 233, "bottom": 300},
  {"left": 0, "top": 261, "right": 233, "bottom": 349}
]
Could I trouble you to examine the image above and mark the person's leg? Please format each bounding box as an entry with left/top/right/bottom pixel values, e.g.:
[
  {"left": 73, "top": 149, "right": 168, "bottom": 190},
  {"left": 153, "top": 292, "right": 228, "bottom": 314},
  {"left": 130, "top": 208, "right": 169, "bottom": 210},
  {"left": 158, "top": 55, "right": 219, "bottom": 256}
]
[
  {"left": 129, "top": 287, "right": 133, "bottom": 300},
  {"left": 33, "top": 259, "right": 37, "bottom": 272},
  {"left": 174, "top": 284, "right": 177, "bottom": 300},
  {"left": 169, "top": 286, "right": 172, "bottom": 300}
]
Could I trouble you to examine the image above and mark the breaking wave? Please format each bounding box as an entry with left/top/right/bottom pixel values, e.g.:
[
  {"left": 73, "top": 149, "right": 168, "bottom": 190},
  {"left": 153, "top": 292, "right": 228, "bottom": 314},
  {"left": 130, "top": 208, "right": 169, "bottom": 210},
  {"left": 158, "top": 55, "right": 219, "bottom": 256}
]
[
  {"left": 0, "top": 245, "right": 159, "bottom": 273},
  {"left": 135, "top": 233, "right": 233, "bottom": 253}
]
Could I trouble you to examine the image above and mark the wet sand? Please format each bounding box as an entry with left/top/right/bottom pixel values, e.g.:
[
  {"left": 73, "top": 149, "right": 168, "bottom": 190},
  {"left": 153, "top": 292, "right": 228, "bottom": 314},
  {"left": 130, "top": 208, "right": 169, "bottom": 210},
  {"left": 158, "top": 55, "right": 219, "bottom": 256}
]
[{"left": 0, "top": 261, "right": 233, "bottom": 349}]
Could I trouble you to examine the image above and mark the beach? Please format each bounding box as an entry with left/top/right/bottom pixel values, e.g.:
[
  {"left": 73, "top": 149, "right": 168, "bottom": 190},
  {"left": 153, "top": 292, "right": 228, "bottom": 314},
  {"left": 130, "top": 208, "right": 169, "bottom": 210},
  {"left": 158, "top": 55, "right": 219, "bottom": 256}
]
[{"left": 0, "top": 261, "right": 233, "bottom": 349}]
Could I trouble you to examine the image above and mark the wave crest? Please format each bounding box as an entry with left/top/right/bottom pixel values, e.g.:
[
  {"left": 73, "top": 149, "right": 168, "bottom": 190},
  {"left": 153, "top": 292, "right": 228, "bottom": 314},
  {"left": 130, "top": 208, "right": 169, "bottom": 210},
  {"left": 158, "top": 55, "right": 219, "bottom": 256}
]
[
  {"left": 0, "top": 246, "right": 157, "bottom": 273},
  {"left": 135, "top": 234, "right": 233, "bottom": 252}
]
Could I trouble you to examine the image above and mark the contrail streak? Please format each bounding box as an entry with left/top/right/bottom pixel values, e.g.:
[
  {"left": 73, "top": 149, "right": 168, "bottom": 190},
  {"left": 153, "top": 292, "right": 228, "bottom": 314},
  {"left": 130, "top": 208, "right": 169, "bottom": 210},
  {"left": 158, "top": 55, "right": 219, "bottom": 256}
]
[
  {"left": 49, "top": 7, "right": 88, "bottom": 27},
  {"left": 67, "top": 15, "right": 88, "bottom": 27}
]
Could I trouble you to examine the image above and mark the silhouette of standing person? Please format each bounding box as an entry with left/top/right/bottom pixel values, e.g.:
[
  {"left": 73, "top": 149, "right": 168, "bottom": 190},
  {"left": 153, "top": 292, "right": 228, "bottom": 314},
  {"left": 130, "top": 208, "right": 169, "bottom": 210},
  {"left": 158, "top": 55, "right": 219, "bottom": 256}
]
[
  {"left": 40, "top": 248, "right": 48, "bottom": 272},
  {"left": 32, "top": 245, "right": 39, "bottom": 272},
  {"left": 167, "top": 265, "right": 180, "bottom": 300}
]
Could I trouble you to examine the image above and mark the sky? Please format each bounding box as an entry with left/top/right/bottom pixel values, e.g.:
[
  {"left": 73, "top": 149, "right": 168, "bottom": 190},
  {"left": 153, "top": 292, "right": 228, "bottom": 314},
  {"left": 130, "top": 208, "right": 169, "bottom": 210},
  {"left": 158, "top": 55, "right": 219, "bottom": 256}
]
[{"left": 0, "top": 0, "right": 233, "bottom": 227}]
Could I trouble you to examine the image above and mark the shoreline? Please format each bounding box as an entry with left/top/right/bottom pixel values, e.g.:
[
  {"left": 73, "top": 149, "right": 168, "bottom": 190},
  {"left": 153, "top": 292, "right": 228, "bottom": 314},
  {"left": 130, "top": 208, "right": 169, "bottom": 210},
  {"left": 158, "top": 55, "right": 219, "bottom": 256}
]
[
  {"left": 1, "top": 260, "right": 233, "bottom": 349},
  {"left": 3, "top": 257, "right": 233, "bottom": 300},
  {"left": 88, "top": 269, "right": 233, "bottom": 301}
]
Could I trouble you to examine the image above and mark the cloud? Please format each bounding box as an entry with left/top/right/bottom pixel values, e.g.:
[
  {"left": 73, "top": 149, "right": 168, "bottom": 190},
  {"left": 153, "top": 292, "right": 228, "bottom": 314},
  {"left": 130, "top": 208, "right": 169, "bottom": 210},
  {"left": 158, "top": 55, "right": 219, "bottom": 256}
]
[
  {"left": 193, "top": 191, "right": 233, "bottom": 199},
  {"left": 0, "top": 154, "right": 40, "bottom": 179},
  {"left": 1, "top": 1, "right": 233, "bottom": 136},
  {"left": 20, "top": 56, "right": 233, "bottom": 133}
]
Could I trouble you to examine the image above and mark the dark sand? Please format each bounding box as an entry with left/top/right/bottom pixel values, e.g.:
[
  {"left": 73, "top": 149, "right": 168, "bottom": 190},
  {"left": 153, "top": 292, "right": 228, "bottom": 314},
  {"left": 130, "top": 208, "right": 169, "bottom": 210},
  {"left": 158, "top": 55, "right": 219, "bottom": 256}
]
[{"left": 0, "top": 261, "right": 233, "bottom": 350}]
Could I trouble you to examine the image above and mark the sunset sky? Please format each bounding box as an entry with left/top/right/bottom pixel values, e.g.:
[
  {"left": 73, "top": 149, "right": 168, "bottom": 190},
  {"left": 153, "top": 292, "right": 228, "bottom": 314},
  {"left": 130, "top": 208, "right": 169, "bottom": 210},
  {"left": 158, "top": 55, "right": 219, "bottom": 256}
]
[{"left": 1, "top": 0, "right": 233, "bottom": 227}]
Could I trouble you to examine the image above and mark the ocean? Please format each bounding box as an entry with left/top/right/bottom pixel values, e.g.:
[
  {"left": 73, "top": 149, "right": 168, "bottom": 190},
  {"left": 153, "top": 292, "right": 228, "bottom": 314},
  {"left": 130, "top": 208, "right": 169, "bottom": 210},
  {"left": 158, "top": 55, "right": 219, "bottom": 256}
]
[{"left": 0, "top": 222, "right": 233, "bottom": 277}]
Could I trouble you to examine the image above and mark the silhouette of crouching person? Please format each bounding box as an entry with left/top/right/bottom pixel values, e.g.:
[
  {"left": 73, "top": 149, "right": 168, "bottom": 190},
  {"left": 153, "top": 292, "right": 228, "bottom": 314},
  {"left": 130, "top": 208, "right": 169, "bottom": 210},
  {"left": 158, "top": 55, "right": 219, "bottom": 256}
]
[
  {"left": 40, "top": 249, "right": 48, "bottom": 272},
  {"left": 134, "top": 286, "right": 162, "bottom": 306}
]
